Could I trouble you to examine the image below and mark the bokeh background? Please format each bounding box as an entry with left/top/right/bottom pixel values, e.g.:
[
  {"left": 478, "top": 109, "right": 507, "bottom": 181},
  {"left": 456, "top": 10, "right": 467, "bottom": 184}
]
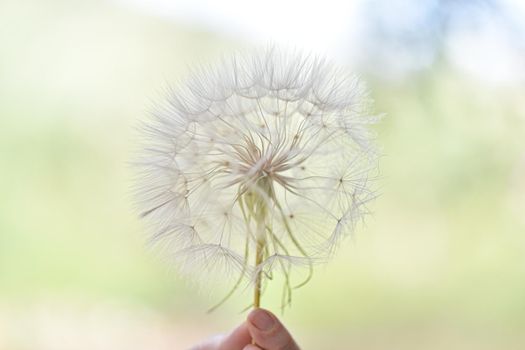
[{"left": 1, "top": 0, "right": 524, "bottom": 349}]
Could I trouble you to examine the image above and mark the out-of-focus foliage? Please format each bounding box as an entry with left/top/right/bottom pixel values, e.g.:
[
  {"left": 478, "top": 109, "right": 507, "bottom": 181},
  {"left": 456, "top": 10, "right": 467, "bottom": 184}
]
[{"left": 1, "top": 0, "right": 524, "bottom": 349}]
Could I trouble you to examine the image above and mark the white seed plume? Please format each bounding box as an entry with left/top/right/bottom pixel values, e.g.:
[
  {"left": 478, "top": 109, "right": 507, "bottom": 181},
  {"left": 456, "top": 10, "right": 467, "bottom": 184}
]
[{"left": 134, "top": 47, "right": 380, "bottom": 310}]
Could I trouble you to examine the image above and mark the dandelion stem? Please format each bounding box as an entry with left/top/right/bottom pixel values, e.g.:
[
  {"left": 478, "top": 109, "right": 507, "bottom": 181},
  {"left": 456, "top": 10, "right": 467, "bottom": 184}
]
[
  {"left": 254, "top": 237, "right": 264, "bottom": 308},
  {"left": 252, "top": 227, "right": 265, "bottom": 347},
  {"left": 252, "top": 177, "right": 270, "bottom": 310}
]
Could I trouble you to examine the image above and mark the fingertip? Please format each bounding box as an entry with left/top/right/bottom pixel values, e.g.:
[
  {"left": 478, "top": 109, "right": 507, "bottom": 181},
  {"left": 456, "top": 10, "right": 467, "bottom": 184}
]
[
  {"left": 248, "top": 308, "right": 277, "bottom": 332},
  {"left": 246, "top": 308, "right": 299, "bottom": 350}
]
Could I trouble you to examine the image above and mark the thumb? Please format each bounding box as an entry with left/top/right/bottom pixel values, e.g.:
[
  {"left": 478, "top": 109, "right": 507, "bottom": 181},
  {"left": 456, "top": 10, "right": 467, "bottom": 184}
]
[{"left": 246, "top": 308, "right": 300, "bottom": 350}]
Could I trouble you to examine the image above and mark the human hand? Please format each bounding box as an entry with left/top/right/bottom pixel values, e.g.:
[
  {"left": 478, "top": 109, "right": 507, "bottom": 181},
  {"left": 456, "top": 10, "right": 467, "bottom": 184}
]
[{"left": 191, "top": 308, "right": 300, "bottom": 350}]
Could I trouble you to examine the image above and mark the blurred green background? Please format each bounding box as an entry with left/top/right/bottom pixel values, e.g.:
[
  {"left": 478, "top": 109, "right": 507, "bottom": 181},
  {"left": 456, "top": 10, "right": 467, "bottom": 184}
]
[{"left": 1, "top": 0, "right": 524, "bottom": 349}]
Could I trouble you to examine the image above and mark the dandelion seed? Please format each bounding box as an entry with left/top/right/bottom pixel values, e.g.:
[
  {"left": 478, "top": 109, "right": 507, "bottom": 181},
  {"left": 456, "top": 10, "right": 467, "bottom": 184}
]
[{"left": 133, "top": 47, "right": 381, "bottom": 312}]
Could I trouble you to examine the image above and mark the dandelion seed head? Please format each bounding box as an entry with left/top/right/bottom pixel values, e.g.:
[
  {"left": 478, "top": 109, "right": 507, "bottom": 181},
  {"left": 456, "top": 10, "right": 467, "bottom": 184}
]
[{"left": 133, "top": 47, "right": 380, "bottom": 307}]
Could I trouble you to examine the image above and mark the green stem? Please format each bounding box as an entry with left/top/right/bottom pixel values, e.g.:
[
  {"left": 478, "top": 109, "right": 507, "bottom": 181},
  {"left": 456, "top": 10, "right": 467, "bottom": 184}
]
[{"left": 253, "top": 236, "right": 264, "bottom": 308}]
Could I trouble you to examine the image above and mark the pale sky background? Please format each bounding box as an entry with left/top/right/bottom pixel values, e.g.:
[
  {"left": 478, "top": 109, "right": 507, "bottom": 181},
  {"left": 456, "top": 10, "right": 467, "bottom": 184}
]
[{"left": 115, "top": 0, "right": 525, "bottom": 85}]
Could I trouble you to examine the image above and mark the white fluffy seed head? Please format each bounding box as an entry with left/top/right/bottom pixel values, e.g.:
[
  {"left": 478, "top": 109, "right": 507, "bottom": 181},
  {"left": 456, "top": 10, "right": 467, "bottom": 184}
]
[{"left": 133, "top": 47, "right": 380, "bottom": 306}]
